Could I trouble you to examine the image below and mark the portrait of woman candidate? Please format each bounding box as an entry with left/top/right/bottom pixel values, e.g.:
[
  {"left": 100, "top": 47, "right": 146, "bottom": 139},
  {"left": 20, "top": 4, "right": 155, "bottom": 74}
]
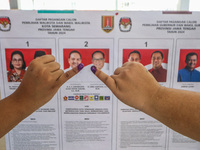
[{"left": 7, "top": 51, "right": 26, "bottom": 82}]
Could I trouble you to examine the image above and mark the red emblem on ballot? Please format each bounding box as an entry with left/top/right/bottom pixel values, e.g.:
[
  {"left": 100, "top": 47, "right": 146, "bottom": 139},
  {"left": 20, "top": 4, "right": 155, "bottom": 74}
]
[
  {"left": 119, "top": 17, "right": 132, "bottom": 32},
  {"left": 75, "top": 95, "right": 79, "bottom": 100},
  {"left": 102, "top": 16, "right": 114, "bottom": 33},
  {"left": 0, "top": 17, "right": 11, "bottom": 31}
]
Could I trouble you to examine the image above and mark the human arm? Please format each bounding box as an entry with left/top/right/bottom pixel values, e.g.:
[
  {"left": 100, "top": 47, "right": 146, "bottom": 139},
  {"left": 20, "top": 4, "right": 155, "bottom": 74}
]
[
  {"left": 92, "top": 62, "right": 200, "bottom": 141},
  {"left": 0, "top": 55, "right": 83, "bottom": 138}
]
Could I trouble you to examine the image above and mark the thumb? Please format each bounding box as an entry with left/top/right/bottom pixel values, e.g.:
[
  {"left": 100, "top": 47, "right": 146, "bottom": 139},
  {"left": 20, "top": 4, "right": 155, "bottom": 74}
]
[
  {"left": 91, "top": 65, "right": 117, "bottom": 93},
  {"left": 58, "top": 63, "right": 84, "bottom": 86}
]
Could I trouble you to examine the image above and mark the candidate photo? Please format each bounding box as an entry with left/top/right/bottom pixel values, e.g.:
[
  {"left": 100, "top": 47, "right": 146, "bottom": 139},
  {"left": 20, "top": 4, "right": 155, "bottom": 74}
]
[
  {"left": 91, "top": 50, "right": 109, "bottom": 74},
  {"left": 7, "top": 51, "right": 26, "bottom": 82},
  {"left": 123, "top": 49, "right": 168, "bottom": 82},
  {"left": 123, "top": 50, "right": 141, "bottom": 63},
  {"left": 127, "top": 50, "right": 141, "bottom": 63},
  {"left": 6, "top": 49, "right": 51, "bottom": 82},
  {"left": 64, "top": 50, "right": 82, "bottom": 72},
  {"left": 63, "top": 49, "right": 109, "bottom": 74},
  {"left": 178, "top": 51, "right": 200, "bottom": 82},
  {"left": 148, "top": 51, "right": 167, "bottom": 82}
]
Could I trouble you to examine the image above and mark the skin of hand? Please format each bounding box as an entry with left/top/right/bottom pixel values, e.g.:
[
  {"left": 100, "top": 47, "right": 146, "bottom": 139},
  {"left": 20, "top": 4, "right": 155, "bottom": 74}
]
[
  {"left": 93, "top": 62, "right": 200, "bottom": 142},
  {"left": 94, "top": 62, "right": 160, "bottom": 110},
  {"left": 0, "top": 55, "right": 82, "bottom": 138}
]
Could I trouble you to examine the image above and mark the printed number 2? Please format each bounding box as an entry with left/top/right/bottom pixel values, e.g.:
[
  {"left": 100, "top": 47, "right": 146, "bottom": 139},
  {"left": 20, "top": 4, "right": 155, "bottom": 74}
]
[
  {"left": 84, "top": 41, "right": 88, "bottom": 47},
  {"left": 26, "top": 41, "right": 29, "bottom": 47},
  {"left": 145, "top": 42, "right": 148, "bottom": 47}
]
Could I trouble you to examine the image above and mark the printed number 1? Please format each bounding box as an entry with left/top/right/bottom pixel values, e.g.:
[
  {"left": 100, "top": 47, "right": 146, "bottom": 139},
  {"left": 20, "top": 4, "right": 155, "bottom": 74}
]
[
  {"left": 145, "top": 42, "right": 148, "bottom": 47},
  {"left": 26, "top": 41, "right": 29, "bottom": 47}
]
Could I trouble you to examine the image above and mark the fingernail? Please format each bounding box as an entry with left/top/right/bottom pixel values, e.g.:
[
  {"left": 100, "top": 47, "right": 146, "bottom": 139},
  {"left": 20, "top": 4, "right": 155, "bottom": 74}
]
[
  {"left": 91, "top": 65, "right": 97, "bottom": 74},
  {"left": 78, "top": 63, "right": 84, "bottom": 72}
]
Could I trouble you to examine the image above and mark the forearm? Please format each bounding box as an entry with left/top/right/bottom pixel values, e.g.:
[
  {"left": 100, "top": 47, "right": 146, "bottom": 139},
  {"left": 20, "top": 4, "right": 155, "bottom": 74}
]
[
  {"left": 144, "top": 86, "right": 200, "bottom": 141},
  {"left": 0, "top": 93, "right": 38, "bottom": 138},
  {"left": 0, "top": 55, "right": 81, "bottom": 138}
]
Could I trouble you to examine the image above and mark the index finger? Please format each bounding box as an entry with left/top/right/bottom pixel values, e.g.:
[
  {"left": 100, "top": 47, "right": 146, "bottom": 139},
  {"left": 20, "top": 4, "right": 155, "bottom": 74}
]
[
  {"left": 58, "top": 63, "right": 84, "bottom": 86},
  {"left": 91, "top": 66, "right": 117, "bottom": 93}
]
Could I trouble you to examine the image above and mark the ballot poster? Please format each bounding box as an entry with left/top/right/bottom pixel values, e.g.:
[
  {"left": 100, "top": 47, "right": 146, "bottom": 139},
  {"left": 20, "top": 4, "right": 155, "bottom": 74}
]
[{"left": 0, "top": 10, "right": 200, "bottom": 150}]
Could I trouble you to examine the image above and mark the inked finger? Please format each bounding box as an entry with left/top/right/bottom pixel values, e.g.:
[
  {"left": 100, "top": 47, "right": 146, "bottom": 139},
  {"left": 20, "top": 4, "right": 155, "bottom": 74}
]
[
  {"left": 58, "top": 63, "right": 84, "bottom": 86},
  {"left": 91, "top": 66, "right": 117, "bottom": 93}
]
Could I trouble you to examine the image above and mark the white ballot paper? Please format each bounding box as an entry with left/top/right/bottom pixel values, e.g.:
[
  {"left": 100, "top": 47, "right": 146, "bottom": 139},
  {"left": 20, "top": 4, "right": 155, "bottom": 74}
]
[{"left": 0, "top": 10, "right": 200, "bottom": 150}]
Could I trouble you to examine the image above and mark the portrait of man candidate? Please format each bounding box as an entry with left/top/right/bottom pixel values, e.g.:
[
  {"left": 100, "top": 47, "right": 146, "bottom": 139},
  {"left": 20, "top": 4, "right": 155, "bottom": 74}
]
[
  {"left": 34, "top": 51, "right": 46, "bottom": 59},
  {"left": 91, "top": 50, "right": 109, "bottom": 74},
  {"left": 65, "top": 50, "right": 82, "bottom": 72},
  {"left": 148, "top": 51, "right": 167, "bottom": 82},
  {"left": 178, "top": 52, "right": 200, "bottom": 82},
  {"left": 92, "top": 51, "right": 105, "bottom": 70},
  {"left": 128, "top": 50, "right": 141, "bottom": 63}
]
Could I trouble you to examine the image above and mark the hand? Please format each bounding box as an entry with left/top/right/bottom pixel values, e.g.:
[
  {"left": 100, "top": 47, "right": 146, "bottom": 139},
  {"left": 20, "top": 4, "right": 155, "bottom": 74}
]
[
  {"left": 0, "top": 55, "right": 84, "bottom": 137},
  {"left": 93, "top": 62, "right": 160, "bottom": 110},
  {"left": 12, "top": 55, "right": 82, "bottom": 110}
]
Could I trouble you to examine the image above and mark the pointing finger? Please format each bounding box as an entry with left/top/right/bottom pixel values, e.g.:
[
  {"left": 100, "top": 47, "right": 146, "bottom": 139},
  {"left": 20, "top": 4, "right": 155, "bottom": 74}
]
[
  {"left": 91, "top": 65, "right": 117, "bottom": 93},
  {"left": 58, "top": 63, "right": 84, "bottom": 86}
]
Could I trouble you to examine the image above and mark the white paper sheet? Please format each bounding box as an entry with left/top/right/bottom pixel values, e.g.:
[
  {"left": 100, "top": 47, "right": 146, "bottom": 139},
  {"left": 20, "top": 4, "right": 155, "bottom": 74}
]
[{"left": 0, "top": 10, "right": 200, "bottom": 150}]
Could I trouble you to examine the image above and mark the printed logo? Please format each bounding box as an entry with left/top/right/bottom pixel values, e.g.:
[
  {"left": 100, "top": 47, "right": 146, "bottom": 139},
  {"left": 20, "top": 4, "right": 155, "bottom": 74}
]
[
  {"left": 94, "top": 95, "right": 99, "bottom": 101},
  {"left": 119, "top": 17, "right": 132, "bottom": 32},
  {"left": 75, "top": 95, "right": 79, "bottom": 100},
  {"left": 105, "top": 96, "right": 110, "bottom": 100},
  {"left": 80, "top": 96, "right": 84, "bottom": 101},
  {"left": 0, "top": 17, "right": 11, "bottom": 32},
  {"left": 68, "top": 96, "right": 74, "bottom": 100},
  {"left": 99, "top": 96, "right": 104, "bottom": 101},
  {"left": 89, "top": 96, "right": 94, "bottom": 101},
  {"left": 102, "top": 16, "right": 114, "bottom": 33},
  {"left": 63, "top": 96, "right": 68, "bottom": 101},
  {"left": 84, "top": 95, "right": 89, "bottom": 101}
]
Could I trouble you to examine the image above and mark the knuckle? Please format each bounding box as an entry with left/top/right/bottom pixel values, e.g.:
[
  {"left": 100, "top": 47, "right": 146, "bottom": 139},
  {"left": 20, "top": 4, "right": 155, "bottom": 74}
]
[
  {"left": 42, "top": 66, "right": 48, "bottom": 72},
  {"left": 49, "top": 55, "right": 55, "bottom": 61},
  {"left": 122, "top": 69, "right": 130, "bottom": 76},
  {"left": 29, "top": 59, "right": 38, "bottom": 67},
  {"left": 65, "top": 72, "right": 70, "bottom": 78},
  {"left": 129, "top": 62, "right": 136, "bottom": 67},
  {"left": 124, "top": 68, "right": 130, "bottom": 74},
  {"left": 36, "top": 66, "right": 49, "bottom": 78},
  {"left": 59, "top": 69, "right": 64, "bottom": 74},
  {"left": 104, "top": 75, "right": 110, "bottom": 84},
  {"left": 122, "top": 62, "right": 129, "bottom": 66},
  {"left": 51, "top": 55, "right": 55, "bottom": 59},
  {"left": 56, "top": 62, "right": 61, "bottom": 69},
  {"left": 46, "top": 75, "right": 54, "bottom": 82},
  {"left": 28, "top": 60, "right": 41, "bottom": 71},
  {"left": 72, "top": 68, "right": 78, "bottom": 74}
]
